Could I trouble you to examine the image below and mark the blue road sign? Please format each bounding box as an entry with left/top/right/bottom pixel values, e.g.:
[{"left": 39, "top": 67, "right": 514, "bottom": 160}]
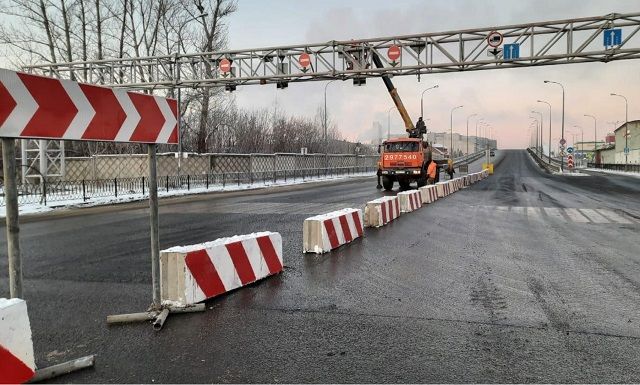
[
  {"left": 624, "top": 147, "right": 630, "bottom": 155},
  {"left": 503, "top": 43, "right": 520, "bottom": 60},
  {"left": 603, "top": 28, "right": 622, "bottom": 47},
  {"left": 567, "top": 146, "right": 574, "bottom": 154}
]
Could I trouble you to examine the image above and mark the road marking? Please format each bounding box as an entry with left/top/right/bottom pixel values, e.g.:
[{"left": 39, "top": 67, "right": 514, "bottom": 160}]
[
  {"left": 563, "top": 208, "right": 590, "bottom": 223},
  {"left": 510, "top": 206, "right": 524, "bottom": 215},
  {"left": 579, "top": 209, "right": 610, "bottom": 224},
  {"left": 526, "top": 207, "right": 541, "bottom": 219},
  {"left": 596, "top": 209, "right": 633, "bottom": 224},
  {"left": 543, "top": 207, "right": 566, "bottom": 221}
]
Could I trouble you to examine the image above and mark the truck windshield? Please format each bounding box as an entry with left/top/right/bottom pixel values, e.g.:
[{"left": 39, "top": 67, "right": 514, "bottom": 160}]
[{"left": 385, "top": 142, "right": 419, "bottom": 152}]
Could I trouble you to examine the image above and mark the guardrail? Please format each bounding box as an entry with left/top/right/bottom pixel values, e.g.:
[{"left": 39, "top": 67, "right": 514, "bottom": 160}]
[
  {"left": 528, "top": 148, "right": 561, "bottom": 172},
  {"left": 1, "top": 166, "right": 377, "bottom": 207},
  {"left": 453, "top": 150, "right": 487, "bottom": 167},
  {"left": 587, "top": 163, "right": 640, "bottom": 172}
]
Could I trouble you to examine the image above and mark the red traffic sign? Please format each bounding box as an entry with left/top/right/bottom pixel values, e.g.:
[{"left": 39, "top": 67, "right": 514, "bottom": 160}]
[
  {"left": 299, "top": 53, "right": 311, "bottom": 68},
  {"left": 387, "top": 45, "right": 401, "bottom": 61},
  {"left": 219, "top": 58, "right": 231, "bottom": 73},
  {"left": 559, "top": 138, "right": 567, "bottom": 145},
  {"left": 487, "top": 31, "right": 503, "bottom": 48},
  {"left": 0, "top": 69, "right": 177, "bottom": 144}
]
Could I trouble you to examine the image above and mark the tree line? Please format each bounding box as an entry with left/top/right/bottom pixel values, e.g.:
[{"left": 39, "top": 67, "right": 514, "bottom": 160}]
[{"left": 0, "top": 0, "right": 366, "bottom": 156}]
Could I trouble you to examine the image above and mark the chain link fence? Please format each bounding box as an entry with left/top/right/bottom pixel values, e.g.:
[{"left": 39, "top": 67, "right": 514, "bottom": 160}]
[{"left": 2, "top": 153, "right": 379, "bottom": 206}]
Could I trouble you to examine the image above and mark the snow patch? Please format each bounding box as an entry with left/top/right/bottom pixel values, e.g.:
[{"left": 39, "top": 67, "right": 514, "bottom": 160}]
[{"left": 163, "top": 231, "right": 276, "bottom": 253}]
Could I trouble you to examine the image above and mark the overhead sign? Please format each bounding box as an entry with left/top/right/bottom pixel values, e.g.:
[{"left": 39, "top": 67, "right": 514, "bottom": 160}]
[
  {"left": 560, "top": 138, "right": 567, "bottom": 146},
  {"left": 219, "top": 58, "right": 231, "bottom": 73},
  {"left": 567, "top": 146, "right": 574, "bottom": 154},
  {"left": 487, "top": 31, "right": 503, "bottom": 48},
  {"left": 0, "top": 69, "right": 178, "bottom": 144},
  {"left": 503, "top": 43, "right": 520, "bottom": 60},
  {"left": 299, "top": 53, "right": 311, "bottom": 68},
  {"left": 603, "top": 28, "right": 622, "bottom": 47},
  {"left": 387, "top": 45, "right": 401, "bottom": 61}
]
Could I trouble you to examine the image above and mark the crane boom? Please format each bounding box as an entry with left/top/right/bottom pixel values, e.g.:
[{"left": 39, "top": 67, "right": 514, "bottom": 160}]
[{"left": 370, "top": 51, "right": 415, "bottom": 134}]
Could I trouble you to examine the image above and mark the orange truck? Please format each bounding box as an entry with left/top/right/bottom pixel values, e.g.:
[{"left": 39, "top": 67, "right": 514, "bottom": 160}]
[{"left": 370, "top": 50, "right": 448, "bottom": 190}]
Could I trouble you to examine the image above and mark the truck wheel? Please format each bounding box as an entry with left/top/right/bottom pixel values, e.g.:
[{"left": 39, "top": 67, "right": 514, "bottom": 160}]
[
  {"left": 399, "top": 180, "right": 411, "bottom": 190},
  {"left": 382, "top": 176, "right": 394, "bottom": 191}
]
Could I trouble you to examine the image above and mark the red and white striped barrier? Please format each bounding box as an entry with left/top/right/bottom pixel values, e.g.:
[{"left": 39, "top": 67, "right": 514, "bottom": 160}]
[
  {"left": 419, "top": 185, "right": 439, "bottom": 204},
  {"left": 364, "top": 196, "right": 400, "bottom": 228},
  {"left": 455, "top": 177, "right": 465, "bottom": 189},
  {"left": 0, "top": 298, "right": 35, "bottom": 384},
  {"left": 435, "top": 181, "right": 450, "bottom": 197},
  {"left": 0, "top": 69, "right": 178, "bottom": 144},
  {"left": 160, "top": 232, "right": 283, "bottom": 306},
  {"left": 448, "top": 179, "right": 459, "bottom": 192},
  {"left": 303, "top": 208, "right": 363, "bottom": 253},
  {"left": 398, "top": 190, "right": 423, "bottom": 212},
  {"left": 463, "top": 175, "right": 471, "bottom": 186}
]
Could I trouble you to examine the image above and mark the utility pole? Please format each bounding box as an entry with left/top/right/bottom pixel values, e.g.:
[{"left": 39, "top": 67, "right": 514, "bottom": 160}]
[
  {"left": 324, "top": 80, "right": 338, "bottom": 168},
  {"left": 420, "top": 85, "right": 439, "bottom": 119},
  {"left": 531, "top": 110, "right": 543, "bottom": 157}
]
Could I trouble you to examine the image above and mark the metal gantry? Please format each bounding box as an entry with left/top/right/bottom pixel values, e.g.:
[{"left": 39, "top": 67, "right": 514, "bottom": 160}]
[{"left": 23, "top": 12, "right": 640, "bottom": 90}]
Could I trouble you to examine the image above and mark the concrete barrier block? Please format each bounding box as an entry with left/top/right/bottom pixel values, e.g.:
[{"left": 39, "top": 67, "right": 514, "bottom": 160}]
[
  {"left": 0, "top": 298, "right": 35, "bottom": 384},
  {"left": 419, "top": 185, "right": 438, "bottom": 204},
  {"left": 435, "top": 181, "right": 448, "bottom": 197},
  {"left": 303, "top": 208, "right": 363, "bottom": 254},
  {"left": 398, "top": 190, "right": 423, "bottom": 212},
  {"left": 447, "top": 180, "right": 457, "bottom": 193},
  {"left": 364, "top": 196, "right": 400, "bottom": 228},
  {"left": 160, "top": 232, "right": 283, "bottom": 306},
  {"left": 463, "top": 175, "right": 470, "bottom": 186}
]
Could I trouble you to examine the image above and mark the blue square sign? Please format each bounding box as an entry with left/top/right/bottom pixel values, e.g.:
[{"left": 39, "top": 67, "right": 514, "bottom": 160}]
[
  {"left": 503, "top": 43, "right": 520, "bottom": 60},
  {"left": 604, "top": 28, "right": 622, "bottom": 47}
]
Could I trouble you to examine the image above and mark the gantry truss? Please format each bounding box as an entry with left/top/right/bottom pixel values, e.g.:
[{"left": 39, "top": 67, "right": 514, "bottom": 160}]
[{"left": 24, "top": 12, "right": 640, "bottom": 90}]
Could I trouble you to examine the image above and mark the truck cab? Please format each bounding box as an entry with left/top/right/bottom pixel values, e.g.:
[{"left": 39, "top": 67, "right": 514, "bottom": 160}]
[{"left": 378, "top": 138, "right": 428, "bottom": 190}]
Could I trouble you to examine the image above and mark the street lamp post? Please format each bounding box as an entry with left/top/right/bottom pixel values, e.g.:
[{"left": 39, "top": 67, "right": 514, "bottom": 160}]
[
  {"left": 610, "top": 93, "right": 629, "bottom": 164},
  {"left": 529, "top": 117, "right": 539, "bottom": 153},
  {"left": 537, "top": 100, "right": 552, "bottom": 164},
  {"left": 544, "top": 80, "right": 565, "bottom": 172},
  {"left": 420, "top": 85, "right": 439, "bottom": 120},
  {"left": 531, "top": 110, "right": 543, "bottom": 156},
  {"left": 475, "top": 118, "right": 484, "bottom": 153},
  {"left": 450, "top": 105, "right": 463, "bottom": 158},
  {"left": 466, "top": 113, "right": 477, "bottom": 157},
  {"left": 324, "top": 79, "right": 339, "bottom": 169},
  {"left": 387, "top": 106, "right": 398, "bottom": 140}
]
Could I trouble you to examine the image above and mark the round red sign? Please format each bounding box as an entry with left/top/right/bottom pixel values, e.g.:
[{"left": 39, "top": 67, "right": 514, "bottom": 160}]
[
  {"left": 299, "top": 53, "right": 311, "bottom": 68},
  {"left": 387, "top": 45, "right": 401, "bottom": 61},
  {"left": 219, "top": 58, "right": 231, "bottom": 73},
  {"left": 487, "top": 31, "right": 503, "bottom": 48}
]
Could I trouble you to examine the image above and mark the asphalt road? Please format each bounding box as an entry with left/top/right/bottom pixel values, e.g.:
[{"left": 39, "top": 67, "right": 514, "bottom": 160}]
[{"left": 1, "top": 150, "right": 639, "bottom": 383}]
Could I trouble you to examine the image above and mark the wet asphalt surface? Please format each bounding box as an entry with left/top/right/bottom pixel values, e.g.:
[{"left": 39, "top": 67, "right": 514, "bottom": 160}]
[{"left": 1, "top": 150, "right": 639, "bottom": 383}]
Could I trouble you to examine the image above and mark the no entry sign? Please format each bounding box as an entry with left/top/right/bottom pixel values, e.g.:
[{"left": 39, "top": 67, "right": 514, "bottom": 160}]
[
  {"left": 0, "top": 69, "right": 178, "bottom": 144},
  {"left": 299, "top": 53, "right": 311, "bottom": 68},
  {"left": 219, "top": 58, "right": 231, "bottom": 73},
  {"left": 388, "top": 45, "right": 401, "bottom": 61}
]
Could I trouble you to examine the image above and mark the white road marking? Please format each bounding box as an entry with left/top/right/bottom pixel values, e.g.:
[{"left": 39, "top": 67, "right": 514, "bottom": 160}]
[
  {"left": 579, "top": 209, "right": 610, "bottom": 224},
  {"left": 543, "top": 207, "right": 566, "bottom": 221},
  {"left": 527, "top": 207, "right": 541, "bottom": 219},
  {"left": 564, "top": 208, "right": 590, "bottom": 223},
  {"left": 596, "top": 209, "right": 634, "bottom": 224}
]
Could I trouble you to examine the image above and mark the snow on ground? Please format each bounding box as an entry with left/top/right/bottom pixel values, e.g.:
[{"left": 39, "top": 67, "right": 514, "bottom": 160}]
[
  {"left": 584, "top": 168, "right": 640, "bottom": 179},
  {"left": 0, "top": 172, "right": 375, "bottom": 219}
]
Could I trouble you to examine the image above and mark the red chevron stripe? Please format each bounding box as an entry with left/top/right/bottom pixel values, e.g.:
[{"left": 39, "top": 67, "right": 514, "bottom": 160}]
[
  {"left": 18, "top": 74, "right": 77, "bottom": 138},
  {"left": 324, "top": 219, "right": 339, "bottom": 249},
  {"left": 79, "top": 85, "right": 125, "bottom": 140},
  {"left": 338, "top": 214, "right": 353, "bottom": 243},
  {"left": 226, "top": 241, "right": 256, "bottom": 285},
  {"left": 185, "top": 249, "right": 226, "bottom": 298},
  {"left": 129, "top": 92, "right": 164, "bottom": 142},
  {"left": 256, "top": 235, "right": 282, "bottom": 274},
  {"left": 351, "top": 211, "right": 363, "bottom": 237},
  {"left": 381, "top": 201, "right": 388, "bottom": 224},
  {"left": 0, "top": 82, "right": 16, "bottom": 127}
]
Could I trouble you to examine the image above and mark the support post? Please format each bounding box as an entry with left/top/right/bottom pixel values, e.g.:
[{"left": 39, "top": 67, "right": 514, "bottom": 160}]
[
  {"left": 148, "top": 144, "right": 160, "bottom": 308},
  {"left": 3, "top": 138, "right": 22, "bottom": 298}
]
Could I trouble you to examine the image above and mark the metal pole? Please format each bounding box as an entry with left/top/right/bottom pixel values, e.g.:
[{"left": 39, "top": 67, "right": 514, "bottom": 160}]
[
  {"left": 324, "top": 80, "right": 337, "bottom": 169},
  {"left": 538, "top": 100, "right": 552, "bottom": 164},
  {"left": 466, "top": 113, "right": 476, "bottom": 157},
  {"left": 544, "top": 80, "right": 565, "bottom": 171},
  {"left": 2, "top": 138, "right": 22, "bottom": 298},
  {"left": 420, "top": 84, "right": 438, "bottom": 119},
  {"left": 148, "top": 144, "right": 161, "bottom": 308},
  {"left": 450, "top": 105, "right": 463, "bottom": 158}
]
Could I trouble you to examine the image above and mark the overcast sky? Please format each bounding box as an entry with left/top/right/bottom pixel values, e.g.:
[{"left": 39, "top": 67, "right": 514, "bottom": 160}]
[{"left": 225, "top": 0, "right": 640, "bottom": 149}]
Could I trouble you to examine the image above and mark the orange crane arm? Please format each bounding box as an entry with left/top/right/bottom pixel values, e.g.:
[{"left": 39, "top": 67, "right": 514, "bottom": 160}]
[{"left": 371, "top": 51, "right": 415, "bottom": 132}]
